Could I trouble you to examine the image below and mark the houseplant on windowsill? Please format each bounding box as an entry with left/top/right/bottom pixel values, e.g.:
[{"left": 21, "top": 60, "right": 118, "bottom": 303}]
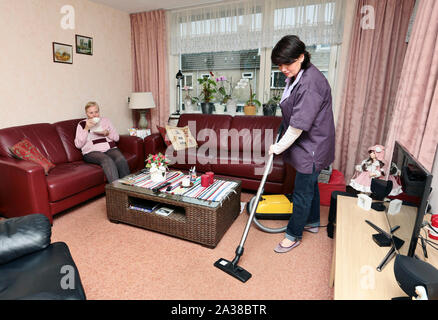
[
  {"left": 263, "top": 89, "right": 281, "bottom": 116},
  {"left": 216, "top": 75, "right": 234, "bottom": 114},
  {"left": 146, "top": 153, "right": 170, "bottom": 182},
  {"left": 193, "top": 72, "right": 217, "bottom": 114},
  {"left": 244, "top": 84, "right": 261, "bottom": 115}
]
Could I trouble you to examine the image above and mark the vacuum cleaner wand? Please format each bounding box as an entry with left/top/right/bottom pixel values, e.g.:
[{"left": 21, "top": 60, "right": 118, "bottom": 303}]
[{"left": 214, "top": 124, "right": 283, "bottom": 282}]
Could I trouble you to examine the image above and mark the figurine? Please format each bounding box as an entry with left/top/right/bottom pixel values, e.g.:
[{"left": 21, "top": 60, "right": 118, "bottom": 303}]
[{"left": 349, "top": 145, "right": 386, "bottom": 194}]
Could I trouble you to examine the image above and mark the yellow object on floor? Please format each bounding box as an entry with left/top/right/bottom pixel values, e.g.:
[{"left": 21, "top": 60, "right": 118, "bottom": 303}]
[{"left": 254, "top": 194, "right": 293, "bottom": 220}]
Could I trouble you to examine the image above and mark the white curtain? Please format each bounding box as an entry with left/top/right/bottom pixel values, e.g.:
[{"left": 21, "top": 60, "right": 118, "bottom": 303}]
[{"left": 169, "top": 0, "right": 345, "bottom": 55}]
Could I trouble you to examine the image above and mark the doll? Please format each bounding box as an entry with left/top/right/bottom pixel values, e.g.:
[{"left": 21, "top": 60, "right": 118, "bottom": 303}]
[
  {"left": 387, "top": 162, "right": 403, "bottom": 196},
  {"left": 349, "top": 145, "right": 386, "bottom": 194}
]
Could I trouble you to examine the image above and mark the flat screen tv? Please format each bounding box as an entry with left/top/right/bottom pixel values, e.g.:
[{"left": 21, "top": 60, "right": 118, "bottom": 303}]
[{"left": 386, "top": 141, "right": 433, "bottom": 257}]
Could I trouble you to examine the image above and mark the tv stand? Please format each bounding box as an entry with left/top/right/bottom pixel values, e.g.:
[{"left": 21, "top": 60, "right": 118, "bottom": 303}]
[
  {"left": 331, "top": 196, "right": 438, "bottom": 299},
  {"left": 365, "top": 220, "right": 404, "bottom": 271}
]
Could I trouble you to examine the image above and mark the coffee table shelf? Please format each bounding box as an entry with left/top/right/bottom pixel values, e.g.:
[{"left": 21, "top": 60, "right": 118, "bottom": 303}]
[{"left": 105, "top": 176, "right": 241, "bottom": 248}]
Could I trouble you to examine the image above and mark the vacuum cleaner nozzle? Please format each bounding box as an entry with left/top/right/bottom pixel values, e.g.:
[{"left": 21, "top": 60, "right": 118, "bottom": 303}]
[{"left": 214, "top": 258, "right": 252, "bottom": 283}]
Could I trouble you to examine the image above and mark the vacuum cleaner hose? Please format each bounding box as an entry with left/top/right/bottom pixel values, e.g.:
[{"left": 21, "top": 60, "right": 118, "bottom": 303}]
[{"left": 247, "top": 196, "right": 287, "bottom": 233}]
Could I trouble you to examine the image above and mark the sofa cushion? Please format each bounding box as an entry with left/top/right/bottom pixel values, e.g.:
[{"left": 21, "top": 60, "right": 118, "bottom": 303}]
[
  {"left": 177, "top": 114, "right": 233, "bottom": 151},
  {"left": 0, "top": 242, "right": 86, "bottom": 300},
  {"left": 165, "top": 125, "right": 198, "bottom": 151},
  {"left": 156, "top": 126, "right": 172, "bottom": 147},
  {"left": 0, "top": 214, "right": 51, "bottom": 265},
  {"left": 9, "top": 139, "right": 56, "bottom": 175},
  {"left": 46, "top": 162, "right": 104, "bottom": 202},
  {"left": 0, "top": 123, "right": 68, "bottom": 164},
  {"left": 53, "top": 119, "right": 84, "bottom": 163}
]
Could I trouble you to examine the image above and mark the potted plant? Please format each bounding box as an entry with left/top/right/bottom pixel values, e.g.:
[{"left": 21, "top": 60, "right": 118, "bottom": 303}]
[
  {"left": 216, "top": 75, "right": 235, "bottom": 114},
  {"left": 193, "top": 72, "right": 217, "bottom": 114},
  {"left": 146, "top": 153, "right": 170, "bottom": 182},
  {"left": 263, "top": 90, "right": 281, "bottom": 116},
  {"left": 244, "top": 84, "right": 261, "bottom": 115}
]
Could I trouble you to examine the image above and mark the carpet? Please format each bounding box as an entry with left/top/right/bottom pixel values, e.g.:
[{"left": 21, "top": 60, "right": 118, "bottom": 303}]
[{"left": 50, "top": 193, "right": 334, "bottom": 300}]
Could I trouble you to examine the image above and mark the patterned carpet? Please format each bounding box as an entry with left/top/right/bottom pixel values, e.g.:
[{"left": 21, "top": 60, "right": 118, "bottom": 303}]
[{"left": 50, "top": 193, "right": 334, "bottom": 300}]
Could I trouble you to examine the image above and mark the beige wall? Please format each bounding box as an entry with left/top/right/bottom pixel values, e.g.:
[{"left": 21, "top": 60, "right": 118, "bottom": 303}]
[{"left": 0, "top": 0, "right": 132, "bottom": 134}]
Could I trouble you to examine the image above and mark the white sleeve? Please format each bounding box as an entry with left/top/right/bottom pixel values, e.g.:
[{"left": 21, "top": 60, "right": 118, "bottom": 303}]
[{"left": 270, "top": 126, "right": 303, "bottom": 155}]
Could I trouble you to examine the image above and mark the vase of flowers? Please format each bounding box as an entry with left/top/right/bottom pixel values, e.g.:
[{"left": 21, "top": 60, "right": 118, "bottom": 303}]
[
  {"left": 146, "top": 153, "right": 170, "bottom": 182},
  {"left": 193, "top": 72, "right": 217, "bottom": 114}
]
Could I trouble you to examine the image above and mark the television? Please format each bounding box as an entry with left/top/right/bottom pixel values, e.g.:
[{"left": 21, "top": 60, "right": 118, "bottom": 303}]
[{"left": 386, "top": 141, "right": 433, "bottom": 257}]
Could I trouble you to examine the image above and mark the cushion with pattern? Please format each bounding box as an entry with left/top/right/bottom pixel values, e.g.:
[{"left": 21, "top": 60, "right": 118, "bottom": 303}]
[{"left": 9, "top": 139, "right": 56, "bottom": 175}]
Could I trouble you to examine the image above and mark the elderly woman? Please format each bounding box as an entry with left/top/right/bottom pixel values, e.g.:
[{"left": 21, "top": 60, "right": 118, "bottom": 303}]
[
  {"left": 269, "top": 35, "right": 336, "bottom": 253},
  {"left": 74, "top": 101, "right": 130, "bottom": 183}
]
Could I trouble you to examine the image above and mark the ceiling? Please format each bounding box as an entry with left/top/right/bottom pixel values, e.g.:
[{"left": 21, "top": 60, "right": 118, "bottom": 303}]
[{"left": 88, "top": 0, "right": 225, "bottom": 13}]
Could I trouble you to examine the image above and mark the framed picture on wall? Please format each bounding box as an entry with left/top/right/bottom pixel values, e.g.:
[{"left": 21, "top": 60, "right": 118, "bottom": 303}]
[
  {"left": 52, "top": 42, "right": 73, "bottom": 64},
  {"left": 75, "top": 35, "right": 93, "bottom": 55}
]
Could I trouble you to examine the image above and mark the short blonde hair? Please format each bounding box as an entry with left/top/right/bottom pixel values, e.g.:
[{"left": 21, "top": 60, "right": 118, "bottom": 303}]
[{"left": 85, "top": 101, "right": 99, "bottom": 112}]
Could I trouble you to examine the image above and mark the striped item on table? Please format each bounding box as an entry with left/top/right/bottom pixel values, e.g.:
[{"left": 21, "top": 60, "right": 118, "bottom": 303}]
[{"left": 130, "top": 171, "right": 237, "bottom": 202}]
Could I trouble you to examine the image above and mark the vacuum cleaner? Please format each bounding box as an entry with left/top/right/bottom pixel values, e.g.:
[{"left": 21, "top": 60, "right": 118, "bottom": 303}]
[{"left": 214, "top": 124, "right": 286, "bottom": 282}]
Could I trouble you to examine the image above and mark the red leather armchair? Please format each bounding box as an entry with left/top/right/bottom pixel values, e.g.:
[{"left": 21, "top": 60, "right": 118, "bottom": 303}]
[
  {"left": 0, "top": 119, "right": 144, "bottom": 224},
  {"left": 144, "top": 114, "right": 295, "bottom": 194}
]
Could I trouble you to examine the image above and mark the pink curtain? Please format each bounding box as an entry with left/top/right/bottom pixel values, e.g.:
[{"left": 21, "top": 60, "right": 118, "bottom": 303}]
[
  {"left": 385, "top": 0, "right": 438, "bottom": 172},
  {"left": 334, "top": 0, "right": 415, "bottom": 182},
  {"left": 131, "top": 10, "right": 169, "bottom": 132}
]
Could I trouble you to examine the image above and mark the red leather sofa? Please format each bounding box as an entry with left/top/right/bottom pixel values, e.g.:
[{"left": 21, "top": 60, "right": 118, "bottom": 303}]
[
  {"left": 145, "top": 114, "right": 296, "bottom": 194},
  {"left": 0, "top": 119, "right": 144, "bottom": 224}
]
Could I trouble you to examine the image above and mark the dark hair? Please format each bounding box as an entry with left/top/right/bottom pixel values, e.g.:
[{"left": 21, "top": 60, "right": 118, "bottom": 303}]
[{"left": 271, "top": 35, "right": 311, "bottom": 69}]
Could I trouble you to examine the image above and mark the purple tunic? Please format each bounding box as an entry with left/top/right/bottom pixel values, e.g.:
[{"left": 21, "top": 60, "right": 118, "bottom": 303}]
[{"left": 280, "top": 64, "right": 335, "bottom": 174}]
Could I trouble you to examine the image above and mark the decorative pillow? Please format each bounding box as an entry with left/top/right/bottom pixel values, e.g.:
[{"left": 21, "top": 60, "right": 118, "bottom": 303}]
[
  {"left": 9, "top": 139, "right": 56, "bottom": 175},
  {"left": 165, "top": 125, "right": 198, "bottom": 151},
  {"left": 156, "top": 125, "right": 172, "bottom": 147}
]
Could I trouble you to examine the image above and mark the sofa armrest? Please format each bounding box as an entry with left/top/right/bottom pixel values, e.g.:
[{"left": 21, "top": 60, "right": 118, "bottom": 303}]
[
  {"left": 0, "top": 157, "right": 51, "bottom": 222},
  {"left": 0, "top": 214, "right": 51, "bottom": 265},
  {"left": 144, "top": 133, "right": 166, "bottom": 157},
  {"left": 117, "top": 135, "right": 144, "bottom": 172}
]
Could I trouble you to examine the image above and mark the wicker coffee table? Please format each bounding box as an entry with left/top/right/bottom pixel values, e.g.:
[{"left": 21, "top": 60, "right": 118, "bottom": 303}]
[{"left": 105, "top": 175, "right": 241, "bottom": 248}]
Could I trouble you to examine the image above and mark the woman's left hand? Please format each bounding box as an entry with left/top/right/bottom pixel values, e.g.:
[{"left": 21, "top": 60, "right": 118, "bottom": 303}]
[{"left": 269, "top": 144, "right": 279, "bottom": 155}]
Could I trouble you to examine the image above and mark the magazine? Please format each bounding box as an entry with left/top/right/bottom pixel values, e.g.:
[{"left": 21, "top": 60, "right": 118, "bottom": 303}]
[{"left": 155, "top": 207, "right": 174, "bottom": 216}]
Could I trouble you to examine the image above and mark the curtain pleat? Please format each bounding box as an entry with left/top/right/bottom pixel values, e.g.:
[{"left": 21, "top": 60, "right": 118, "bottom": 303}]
[
  {"left": 333, "top": 0, "right": 415, "bottom": 182},
  {"left": 131, "top": 10, "right": 169, "bottom": 131},
  {"left": 384, "top": 0, "right": 438, "bottom": 172}
]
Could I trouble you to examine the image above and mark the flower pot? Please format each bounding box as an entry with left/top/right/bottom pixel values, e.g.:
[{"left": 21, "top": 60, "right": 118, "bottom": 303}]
[
  {"left": 150, "top": 166, "right": 167, "bottom": 182},
  {"left": 201, "top": 102, "right": 214, "bottom": 114},
  {"left": 226, "top": 99, "right": 237, "bottom": 116},
  {"left": 263, "top": 103, "right": 278, "bottom": 116},
  {"left": 215, "top": 103, "right": 225, "bottom": 114},
  {"left": 244, "top": 104, "right": 257, "bottom": 115}
]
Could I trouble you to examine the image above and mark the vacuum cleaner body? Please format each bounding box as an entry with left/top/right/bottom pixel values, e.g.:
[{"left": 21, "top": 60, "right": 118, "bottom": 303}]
[{"left": 251, "top": 194, "right": 293, "bottom": 220}]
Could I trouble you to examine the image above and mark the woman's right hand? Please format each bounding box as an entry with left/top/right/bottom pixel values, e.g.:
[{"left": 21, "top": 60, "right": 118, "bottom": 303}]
[{"left": 84, "top": 118, "right": 96, "bottom": 131}]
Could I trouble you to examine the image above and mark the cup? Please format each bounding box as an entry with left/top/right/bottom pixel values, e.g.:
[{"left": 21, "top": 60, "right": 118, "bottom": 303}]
[
  {"left": 206, "top": 171, "right": 214, "bottom": 184},
  {"left": 201, "top": 174, "right": 210, "bottom": 187},
  {"left": 92, "top": 117, "right": 100, "bottom": 124},
  {"left": 182, "top": 177, "right": 191, "bottom": 187}
]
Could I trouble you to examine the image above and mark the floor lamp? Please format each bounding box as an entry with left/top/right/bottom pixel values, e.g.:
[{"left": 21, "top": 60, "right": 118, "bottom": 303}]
[{"left": 129, "top": 92, "right": 155, "bottom": 129}]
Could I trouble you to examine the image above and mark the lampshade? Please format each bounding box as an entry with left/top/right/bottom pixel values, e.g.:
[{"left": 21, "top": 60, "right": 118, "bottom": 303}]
[{"left": 129, "top": 92, "right": 155, "bottom": 110}]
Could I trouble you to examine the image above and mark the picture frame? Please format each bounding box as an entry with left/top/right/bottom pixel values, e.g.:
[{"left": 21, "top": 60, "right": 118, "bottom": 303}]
[
  {"left": 75, "top": 34, "right": 93, "bottom": 55},
  {"left": 52, "top": 42, "right": 73, "bottom": 64}
]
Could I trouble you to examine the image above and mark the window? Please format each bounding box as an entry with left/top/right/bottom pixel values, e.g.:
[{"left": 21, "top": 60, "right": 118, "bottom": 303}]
[{"left": 169, "top": 0, "right": 345, "bottom": 115}]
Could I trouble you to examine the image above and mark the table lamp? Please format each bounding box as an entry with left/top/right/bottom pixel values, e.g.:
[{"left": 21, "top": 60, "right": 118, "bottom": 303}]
[{"left": 129, "top": 92, "right": 155, "bottom": 129}]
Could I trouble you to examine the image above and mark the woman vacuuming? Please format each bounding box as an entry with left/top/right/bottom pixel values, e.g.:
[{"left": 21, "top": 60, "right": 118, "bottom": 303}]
[{"left": 269, "top": 35, "right": 336, "bottom": 253}]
